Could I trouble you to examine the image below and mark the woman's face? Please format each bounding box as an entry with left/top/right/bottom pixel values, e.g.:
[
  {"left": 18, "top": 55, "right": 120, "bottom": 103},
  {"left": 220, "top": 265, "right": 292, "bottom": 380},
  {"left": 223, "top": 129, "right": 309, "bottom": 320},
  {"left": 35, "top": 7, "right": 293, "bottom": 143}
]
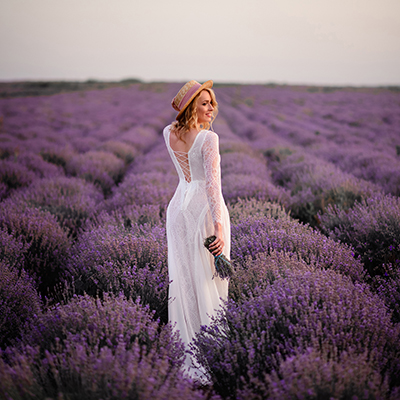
[{"left": 196, "top": 90, "right": 214, "bottom": 125}]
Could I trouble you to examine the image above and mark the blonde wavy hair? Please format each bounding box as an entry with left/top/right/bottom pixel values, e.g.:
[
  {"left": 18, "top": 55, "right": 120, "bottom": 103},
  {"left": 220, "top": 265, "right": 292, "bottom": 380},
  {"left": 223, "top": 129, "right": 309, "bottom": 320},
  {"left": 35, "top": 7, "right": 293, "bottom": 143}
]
[{"left": 171, "top": 88, "right": 218, "bottom": 143}]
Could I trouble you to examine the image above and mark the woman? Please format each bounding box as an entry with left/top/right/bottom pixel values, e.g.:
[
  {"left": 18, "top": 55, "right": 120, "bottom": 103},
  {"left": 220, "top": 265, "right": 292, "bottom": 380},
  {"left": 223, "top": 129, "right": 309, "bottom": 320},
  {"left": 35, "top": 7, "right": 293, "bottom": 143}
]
[{"left": 163, "top": 80, "right": 230, "bottom": 379}]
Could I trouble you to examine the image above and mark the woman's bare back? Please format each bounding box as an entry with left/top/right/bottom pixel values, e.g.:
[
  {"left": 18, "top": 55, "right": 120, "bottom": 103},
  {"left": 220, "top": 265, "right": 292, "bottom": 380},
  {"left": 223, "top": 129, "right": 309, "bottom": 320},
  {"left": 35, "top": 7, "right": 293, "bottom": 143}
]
[{"left": 169, "top": 128, "right": 199, "bottom": 153}]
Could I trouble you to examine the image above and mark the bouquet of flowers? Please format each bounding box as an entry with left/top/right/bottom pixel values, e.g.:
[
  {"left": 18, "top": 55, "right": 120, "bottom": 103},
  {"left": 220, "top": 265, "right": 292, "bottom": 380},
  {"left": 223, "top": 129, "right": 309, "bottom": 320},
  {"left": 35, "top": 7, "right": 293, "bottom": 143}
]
[{"left": 204, "top": 235, "right": 234, "bottom": 280}]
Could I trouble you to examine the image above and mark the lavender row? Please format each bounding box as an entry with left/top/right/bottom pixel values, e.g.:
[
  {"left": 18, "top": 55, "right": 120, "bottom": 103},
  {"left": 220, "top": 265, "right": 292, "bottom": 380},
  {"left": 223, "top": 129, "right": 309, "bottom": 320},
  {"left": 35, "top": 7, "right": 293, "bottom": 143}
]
[{"left": 217, "top": 85, "right": 400, "bottom": 196}]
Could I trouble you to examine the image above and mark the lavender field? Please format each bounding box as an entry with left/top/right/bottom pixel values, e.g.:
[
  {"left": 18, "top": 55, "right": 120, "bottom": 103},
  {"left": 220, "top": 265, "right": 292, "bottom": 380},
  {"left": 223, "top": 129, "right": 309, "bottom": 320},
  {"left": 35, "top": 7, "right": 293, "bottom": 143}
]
[{"left": 1, "top": 81, "right": 400, "bottom": 399}]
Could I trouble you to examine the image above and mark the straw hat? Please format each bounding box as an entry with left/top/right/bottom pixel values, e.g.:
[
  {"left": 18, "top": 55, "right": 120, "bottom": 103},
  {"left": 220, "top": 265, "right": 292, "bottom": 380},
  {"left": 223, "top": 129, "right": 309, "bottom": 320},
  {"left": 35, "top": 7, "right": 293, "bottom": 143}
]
[{"left": 171, "top": 80, "right": 213, "bottom": 119}]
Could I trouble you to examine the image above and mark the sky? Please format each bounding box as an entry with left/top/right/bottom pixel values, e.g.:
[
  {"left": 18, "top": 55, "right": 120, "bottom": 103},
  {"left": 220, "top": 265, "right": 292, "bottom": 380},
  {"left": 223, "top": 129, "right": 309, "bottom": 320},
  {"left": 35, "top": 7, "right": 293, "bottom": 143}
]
[{"left": 1, "top": 0, "right": 400, "bottom": 86}]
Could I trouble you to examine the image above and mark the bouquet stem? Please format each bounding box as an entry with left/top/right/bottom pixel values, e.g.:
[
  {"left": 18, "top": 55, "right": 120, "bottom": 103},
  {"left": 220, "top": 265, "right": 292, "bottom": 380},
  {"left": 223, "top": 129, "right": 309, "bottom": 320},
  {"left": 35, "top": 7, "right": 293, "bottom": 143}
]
[{"left": 204, "top": 235, "right": 234, "bottom": 280}]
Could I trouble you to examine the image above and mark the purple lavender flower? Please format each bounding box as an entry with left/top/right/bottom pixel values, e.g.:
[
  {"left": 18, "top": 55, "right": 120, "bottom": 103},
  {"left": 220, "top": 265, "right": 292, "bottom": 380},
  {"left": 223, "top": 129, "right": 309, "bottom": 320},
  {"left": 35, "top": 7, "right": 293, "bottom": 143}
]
[
  {"left": 66, "top": 150, "right": 125, "bottom": 195},
  {"left": 231, "top": 214, "right": 365, "bottom": 282},
  {"left": 0, "top": 263, "right": 42, "bottom": 349},
  {"left": 66, "top": 222, "right": 169, "bottom": 322},
  {"left": 320, "top": 194, "right": 400, "bottom": 275},
  {"left": 262, "top": 348, "right": 389, "bottom": 400},
  {"left": 0, "top": 227, "right": 28, "bottom": 269},
  {"left": 13, "top": 176, "right": 104, "bottom": 237},
  {"left": 0, "top": 159, "right": 36, "bottom": 199},
  {"left": 107, "top": 172, "right": 177, "bottom": 209},
  {"left": 1, "top": 294, "right": 210, "bottom": 399},
  {"left": 192, "top": 267, "right": 399, "bottom": 399},
  {"left": 0, "top": 198, "right": 71, "bottom": 297},
  {"left": 99, "top": 140, "right": 138, "bottom": 165}
]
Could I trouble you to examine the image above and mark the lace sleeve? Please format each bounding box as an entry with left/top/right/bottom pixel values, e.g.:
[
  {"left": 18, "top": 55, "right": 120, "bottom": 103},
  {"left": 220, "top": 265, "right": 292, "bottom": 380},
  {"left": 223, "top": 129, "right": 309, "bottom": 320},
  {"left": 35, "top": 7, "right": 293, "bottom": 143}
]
[{"left": 202, "top": 131, "right": 223, "bottom": 226}]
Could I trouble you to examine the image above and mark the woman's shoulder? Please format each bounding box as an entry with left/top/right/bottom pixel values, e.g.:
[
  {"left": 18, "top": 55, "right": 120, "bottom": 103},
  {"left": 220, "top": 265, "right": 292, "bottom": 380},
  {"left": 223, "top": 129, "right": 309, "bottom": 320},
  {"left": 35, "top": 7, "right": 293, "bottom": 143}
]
[
  {"left": 202, "top": 129, "right": 219, "bottom": 142},
  {"left": 163, "top": 124, "right": 172, "bottom": 133},
  {"left": 200, "top": 130, "right": 219, "bottom": 154},
  {"left": 163, "top": 124, "right": 173, "bottom": 139}
]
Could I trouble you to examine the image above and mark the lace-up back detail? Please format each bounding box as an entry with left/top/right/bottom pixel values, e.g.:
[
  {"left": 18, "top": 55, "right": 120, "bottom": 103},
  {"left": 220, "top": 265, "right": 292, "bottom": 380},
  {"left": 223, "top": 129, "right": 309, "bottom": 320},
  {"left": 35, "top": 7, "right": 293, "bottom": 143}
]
[
  {"left": 164, "top": 126, "right": 223, "bottom": 226},
  {"left": 173, "top": 150, "right": 191, "bottom": 183}
]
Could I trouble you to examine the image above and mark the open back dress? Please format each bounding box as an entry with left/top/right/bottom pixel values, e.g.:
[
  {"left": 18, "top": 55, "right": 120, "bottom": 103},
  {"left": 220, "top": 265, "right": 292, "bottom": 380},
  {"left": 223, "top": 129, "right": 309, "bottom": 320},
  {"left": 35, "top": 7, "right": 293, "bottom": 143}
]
[{"left": 163, "top": 125, "right": 230, "bottom": 378}]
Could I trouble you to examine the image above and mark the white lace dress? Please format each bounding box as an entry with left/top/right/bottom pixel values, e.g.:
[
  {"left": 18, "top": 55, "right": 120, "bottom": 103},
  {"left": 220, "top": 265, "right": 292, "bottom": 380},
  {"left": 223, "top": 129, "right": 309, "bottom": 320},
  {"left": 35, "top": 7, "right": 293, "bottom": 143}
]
[{"left": 163, "top": 125, "right": 230, "bottom": 379}]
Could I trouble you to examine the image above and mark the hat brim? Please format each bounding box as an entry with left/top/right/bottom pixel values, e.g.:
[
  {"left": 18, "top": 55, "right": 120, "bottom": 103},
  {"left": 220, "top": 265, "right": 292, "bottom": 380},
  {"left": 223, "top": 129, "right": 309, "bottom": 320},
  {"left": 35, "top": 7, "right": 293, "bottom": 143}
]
[{"left": 176, "top": 80, "right": 213, "bottom": 120}]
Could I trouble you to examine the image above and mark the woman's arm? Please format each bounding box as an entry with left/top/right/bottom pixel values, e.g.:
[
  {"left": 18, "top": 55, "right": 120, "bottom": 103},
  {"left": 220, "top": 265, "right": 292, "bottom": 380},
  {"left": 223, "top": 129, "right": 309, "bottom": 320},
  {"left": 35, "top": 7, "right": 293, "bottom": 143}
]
[{"left": 203, "top": 132, "right": 224, "bottom": 256}]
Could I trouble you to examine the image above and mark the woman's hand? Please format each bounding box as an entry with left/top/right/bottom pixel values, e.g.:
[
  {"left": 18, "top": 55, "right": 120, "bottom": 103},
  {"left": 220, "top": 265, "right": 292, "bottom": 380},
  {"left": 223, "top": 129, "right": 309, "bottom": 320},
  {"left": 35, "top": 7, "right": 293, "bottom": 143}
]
[{"left": 209, "top": 223, "right": 224, "bottom": 256}]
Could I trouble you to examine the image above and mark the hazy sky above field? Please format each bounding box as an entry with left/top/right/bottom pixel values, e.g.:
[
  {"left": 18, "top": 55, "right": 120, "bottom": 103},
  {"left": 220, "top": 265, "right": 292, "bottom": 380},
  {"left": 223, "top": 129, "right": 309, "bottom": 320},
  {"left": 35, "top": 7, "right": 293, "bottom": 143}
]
[{"left": 1, "top": 0, "right": 400, "bottom": 86}]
